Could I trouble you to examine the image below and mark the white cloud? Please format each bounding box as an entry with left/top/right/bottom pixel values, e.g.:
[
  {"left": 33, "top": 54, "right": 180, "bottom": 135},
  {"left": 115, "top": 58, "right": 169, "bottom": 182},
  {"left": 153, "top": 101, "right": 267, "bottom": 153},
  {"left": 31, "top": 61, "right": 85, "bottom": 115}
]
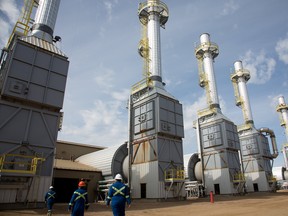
[
  {"left": 241, "top": 50, "right": 276, "bottom": 84},
  {"left": 60, "top": 99, "right": 128, "bottom": 146},
  {"left": 220, "top": 0, "right": 239, "bottom": 16},
  {"left": 275, "top": 34, "right": 288, "bottom": 64},
  {"left": 94, "top": 66, "right": 115, "bottom": 89},
  {"left": 0, "top": 19, "right": 10, "bottom": 48},
  {"left": 183, "top": 94, "right": 206, "bottom": 131},
  {"left": 111, "top": 88, "right": 130, "bottom": 101},
  {"left": 103, "top": 0, "right": 118, "bottom": 23},
  {"left": 0, "top": 0, "right": 20, "bottom": 48},
  {"left": 0, "top": 0, "right": 19, "bottom": 23}
]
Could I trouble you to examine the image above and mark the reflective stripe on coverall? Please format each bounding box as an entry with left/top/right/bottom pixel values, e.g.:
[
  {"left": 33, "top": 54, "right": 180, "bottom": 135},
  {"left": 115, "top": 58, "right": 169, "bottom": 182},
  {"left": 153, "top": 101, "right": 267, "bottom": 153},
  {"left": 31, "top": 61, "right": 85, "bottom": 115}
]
[
  {"left": 106, "top": 181, "right": 131, "bottom": 216},
  {"left": 68, "top": 188, "right": 89, "bottom": 216}
]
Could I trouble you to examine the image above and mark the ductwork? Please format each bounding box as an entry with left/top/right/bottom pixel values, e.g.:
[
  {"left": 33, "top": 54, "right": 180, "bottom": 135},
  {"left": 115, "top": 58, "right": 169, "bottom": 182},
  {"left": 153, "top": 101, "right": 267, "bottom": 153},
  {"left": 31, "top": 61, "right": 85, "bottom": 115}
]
[{"left": 259, "top": 127, "right": 278, "bottom": 158}]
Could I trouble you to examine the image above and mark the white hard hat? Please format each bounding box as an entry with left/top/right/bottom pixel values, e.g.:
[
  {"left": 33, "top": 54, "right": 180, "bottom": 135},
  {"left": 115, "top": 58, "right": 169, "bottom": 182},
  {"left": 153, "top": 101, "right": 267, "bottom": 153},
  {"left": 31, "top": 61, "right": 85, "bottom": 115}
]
[
  {"left": 115, "top": 174, "right": 122, "bottom": 180},
  {"left": 49, "top": 186, "right": 54, "bottom": 189}
]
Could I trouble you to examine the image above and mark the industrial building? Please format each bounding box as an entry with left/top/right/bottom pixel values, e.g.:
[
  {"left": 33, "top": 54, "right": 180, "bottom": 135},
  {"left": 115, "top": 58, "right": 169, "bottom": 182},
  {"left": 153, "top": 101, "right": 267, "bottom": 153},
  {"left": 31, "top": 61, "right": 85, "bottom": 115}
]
[{"left": 0, "top": 0, "right": 69, "bottom": 208}]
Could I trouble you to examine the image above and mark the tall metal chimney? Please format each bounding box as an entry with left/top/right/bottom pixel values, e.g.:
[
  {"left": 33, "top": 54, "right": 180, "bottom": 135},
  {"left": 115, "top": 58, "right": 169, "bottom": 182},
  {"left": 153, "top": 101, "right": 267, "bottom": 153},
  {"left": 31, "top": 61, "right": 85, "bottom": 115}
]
[
  {"left": 31, "top": 0, "right": 61, "bottom": 42},
  {"left": 231, "top": 60, "right": 254, "bottom": 126},
  {"left": 277, "top": 96, "right": 288, "bottom": 168},
  {"left": 138, "top": 0, "right": 168, "bottom": 88},
  {"left": 195, "top": 33, "right": 220, "bottom": 111}
]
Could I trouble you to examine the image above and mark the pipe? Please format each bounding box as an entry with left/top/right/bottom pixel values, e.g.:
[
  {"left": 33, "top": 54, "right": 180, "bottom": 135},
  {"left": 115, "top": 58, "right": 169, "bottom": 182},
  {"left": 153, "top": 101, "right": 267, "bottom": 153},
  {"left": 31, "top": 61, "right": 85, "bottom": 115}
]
[
  {"left": 259, "top": 127, "right": 278, "bottom": 158},
  {"left": 31, "top": 0, "right": 61, "bottom": 42}
]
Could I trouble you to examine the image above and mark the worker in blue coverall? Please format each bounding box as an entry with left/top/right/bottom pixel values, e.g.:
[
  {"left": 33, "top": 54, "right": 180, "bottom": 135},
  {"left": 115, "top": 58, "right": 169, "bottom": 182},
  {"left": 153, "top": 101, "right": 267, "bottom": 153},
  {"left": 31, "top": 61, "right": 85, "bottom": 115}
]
[
  {"left": 45, "top": 186, "right": 56, "bottom": 216},
  {"left": 68, "top": 181, "right": 89, "bottom": 216},
  {"left": 106, "top": 174, "right": 131, "bottom": 216}
]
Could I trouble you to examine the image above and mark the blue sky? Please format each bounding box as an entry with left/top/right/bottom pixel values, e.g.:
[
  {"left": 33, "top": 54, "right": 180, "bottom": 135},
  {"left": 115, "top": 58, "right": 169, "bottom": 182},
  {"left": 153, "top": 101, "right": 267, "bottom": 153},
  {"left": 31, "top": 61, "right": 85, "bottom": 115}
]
[{"left": 1, "top": 0, "right": 288, "bottom": 168}]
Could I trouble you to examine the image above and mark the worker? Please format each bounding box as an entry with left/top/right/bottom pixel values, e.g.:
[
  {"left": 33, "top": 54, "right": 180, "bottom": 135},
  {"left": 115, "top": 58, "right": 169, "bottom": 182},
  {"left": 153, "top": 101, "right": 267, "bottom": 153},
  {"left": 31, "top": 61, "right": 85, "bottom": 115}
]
[
  {"left": 106, "top": 174, "right": 131, "bottom": 216},
  {"left": 68, "top": 181, "right": 89, "bottom": 216},
  {"left": 44, "top": 186, "right": 56, "bottom": 216}
]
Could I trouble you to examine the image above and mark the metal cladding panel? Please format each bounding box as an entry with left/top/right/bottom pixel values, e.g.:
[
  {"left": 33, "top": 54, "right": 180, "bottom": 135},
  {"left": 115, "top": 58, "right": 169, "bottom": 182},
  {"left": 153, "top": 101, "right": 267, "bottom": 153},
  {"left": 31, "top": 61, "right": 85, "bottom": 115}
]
[
  {"left": 0, "top": 102, "right": 60, "bottom": 148},
  {"left": 0, "top": 189, "right": 17, "bottom": 203},
  {"left": 258, "top": 134, "right": 270, "bottom": 157},
  {"left": 202, "top": 123, "right": 223, "bottom": 149},
  {"left": 132, "top": 139, "right": 157, "bottom": 164},
  {"left": 157, "top": 137, "right": 184, "bottom": 181},
  {"left": 227, "top": 151, "right": 241, "bottom": 169},
  {"left": 131, "top": 161, "right": 160, "bottom": 199},
  {"left": 157, "top": 96, "right": 184, "bottom": 138},
  {"left": 1, "top": 39, "right": 69, "bottom": 109},
  {"left": 77, "top": 144, "right": 128, "bottom": 180},
  {"left": 204, "top": 168, "right": 239, "bottom": 194},
  {"left": 200, "top": 119, "right": 240, "bottom": 151},
  {"left": 27, "top": 176, "right": 51, "bottom": 202},
  {"left": 241, "top": 135, "right": 259, "bottom": 156},
  {"left": 224, "top": 121, "right": 240, "bottom": 149},
  {"left": 134, "top": 100, "right": 155, "bottom": 135},
  {"left": 0, "top": 101, "right": 58, "bottom": 177}
]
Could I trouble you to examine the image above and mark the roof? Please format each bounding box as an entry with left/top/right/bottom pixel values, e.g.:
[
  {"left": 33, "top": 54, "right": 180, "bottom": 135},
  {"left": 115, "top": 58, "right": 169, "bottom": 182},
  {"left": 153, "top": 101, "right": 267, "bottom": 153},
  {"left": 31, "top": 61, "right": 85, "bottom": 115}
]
[
  {"left": 19, "top": 36, "right": 67, "bottom": 57},
  {"left": 54, "top": 159, "right": 100, "bottom": 172},
  {"left": 57, "top": 140, "right": 106, "bottom": 150}
]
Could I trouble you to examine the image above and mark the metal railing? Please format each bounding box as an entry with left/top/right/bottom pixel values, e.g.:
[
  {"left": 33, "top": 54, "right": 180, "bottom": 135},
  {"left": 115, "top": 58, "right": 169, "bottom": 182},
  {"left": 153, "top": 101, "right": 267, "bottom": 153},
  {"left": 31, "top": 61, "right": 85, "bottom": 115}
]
[
  {"left": 164, "top": 168, "right": 185, "bottom": 181},
  {"left": 0, "top": 154, "right": 45, "bottom": 175}
]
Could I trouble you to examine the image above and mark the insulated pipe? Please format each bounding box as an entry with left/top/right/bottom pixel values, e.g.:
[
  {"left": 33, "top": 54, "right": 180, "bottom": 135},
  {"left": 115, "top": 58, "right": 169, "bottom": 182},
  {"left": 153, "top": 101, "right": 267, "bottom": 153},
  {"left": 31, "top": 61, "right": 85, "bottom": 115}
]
[
  {"left": 259, "top": 127, "right": 278, "bottom": 158},
  {"left": 31, "top": 0, "right": 61, "bottom": 42},
  {"left": 232, "top": 61, "right": 254, "bottom": 125},
  {"left": 196, "top": 33, "right": 220, "bottom": 109}
]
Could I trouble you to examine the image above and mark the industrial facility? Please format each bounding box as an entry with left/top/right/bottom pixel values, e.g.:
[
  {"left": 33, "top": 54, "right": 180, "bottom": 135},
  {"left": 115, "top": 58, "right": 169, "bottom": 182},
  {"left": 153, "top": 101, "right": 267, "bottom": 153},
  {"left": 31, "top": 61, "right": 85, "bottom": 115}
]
[{"left": 0, "top": 0, "right": 286, "bottom": 210}]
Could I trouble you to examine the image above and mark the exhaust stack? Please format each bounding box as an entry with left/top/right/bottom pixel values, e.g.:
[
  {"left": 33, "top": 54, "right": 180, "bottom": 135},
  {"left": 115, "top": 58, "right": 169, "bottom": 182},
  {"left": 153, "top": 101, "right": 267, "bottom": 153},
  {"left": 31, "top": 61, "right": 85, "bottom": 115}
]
[
  {"left": 231, "top": 60, "right": 254, "bottom": 127},
  {"left": 31, "top": 0, "right": 61, "bottom": 42},
  {"left": 276, "top": 96, "right": 288, "bottom": 168},
  {"left": 195, "top": 33, "right": 220, "bottom": 111},
  {"left": 138, "top": 0, "right": 169, "bottom": 88}
]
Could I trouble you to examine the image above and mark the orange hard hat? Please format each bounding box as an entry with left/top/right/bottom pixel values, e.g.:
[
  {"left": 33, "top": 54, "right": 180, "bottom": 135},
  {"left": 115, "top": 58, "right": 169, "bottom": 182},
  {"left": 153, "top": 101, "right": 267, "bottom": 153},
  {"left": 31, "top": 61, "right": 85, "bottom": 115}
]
[{"left": 78, "top": 181, "right": 86, "bottom": 187}]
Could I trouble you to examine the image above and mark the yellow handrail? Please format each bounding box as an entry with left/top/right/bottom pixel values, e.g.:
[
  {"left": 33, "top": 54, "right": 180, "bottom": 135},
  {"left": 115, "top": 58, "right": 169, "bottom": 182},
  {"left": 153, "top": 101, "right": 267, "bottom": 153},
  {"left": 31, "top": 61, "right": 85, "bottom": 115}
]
[
  {"left": 165, "top": 168, "right": 185, "bottom": 181},
  {"left": 0, "top": 153, "right": 45, "bottom": 175}
]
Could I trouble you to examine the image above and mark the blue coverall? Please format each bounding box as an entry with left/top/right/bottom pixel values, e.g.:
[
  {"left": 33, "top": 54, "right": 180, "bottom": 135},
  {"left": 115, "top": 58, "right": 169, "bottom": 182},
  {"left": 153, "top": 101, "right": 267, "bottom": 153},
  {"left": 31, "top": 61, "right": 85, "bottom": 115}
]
[
  {"left": 45, "top": 189, "right": 56, "bottom": 214},
  {"left": 68, "top": 188, "right": 89, "bottom": 216},
  {"left": 106, "top": 181, "right": 131, "bottom": 216}
]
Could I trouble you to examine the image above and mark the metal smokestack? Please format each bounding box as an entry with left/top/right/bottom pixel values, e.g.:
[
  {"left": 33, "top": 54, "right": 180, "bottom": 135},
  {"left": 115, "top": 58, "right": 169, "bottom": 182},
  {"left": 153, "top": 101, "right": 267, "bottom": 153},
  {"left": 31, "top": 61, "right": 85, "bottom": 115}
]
[
  {"left": 138, "top": 0, "right": 169, "bottom": 88},
  {"left": 277, "top": 96, "right": 288, "bottom": 168},
  {"left": 231, "top": 60, "right": 254, "bottom": 126},
  {"left": 31, "top": 0, "right": 61, "bottom": 42},
  {"left": 277, "top": 96, "right": 288, "bottom": 140},
  {"left": 195, "top": 33, "right": 220, "bottom": 111}
]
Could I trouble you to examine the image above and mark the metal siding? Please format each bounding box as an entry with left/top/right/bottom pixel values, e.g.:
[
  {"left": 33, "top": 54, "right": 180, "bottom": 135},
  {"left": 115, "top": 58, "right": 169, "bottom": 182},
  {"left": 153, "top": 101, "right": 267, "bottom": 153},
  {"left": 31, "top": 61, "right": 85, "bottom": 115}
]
[{"left": 0, "top": 189, "right": 17, "bottom": 203}]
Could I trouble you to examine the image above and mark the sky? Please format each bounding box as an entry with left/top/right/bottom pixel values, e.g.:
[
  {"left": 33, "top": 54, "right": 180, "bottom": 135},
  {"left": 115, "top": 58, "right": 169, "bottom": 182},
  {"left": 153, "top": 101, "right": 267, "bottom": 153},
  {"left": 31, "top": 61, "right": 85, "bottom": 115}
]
[{"left": 1, "top": 0, "right": 288, "bottom": 168}]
